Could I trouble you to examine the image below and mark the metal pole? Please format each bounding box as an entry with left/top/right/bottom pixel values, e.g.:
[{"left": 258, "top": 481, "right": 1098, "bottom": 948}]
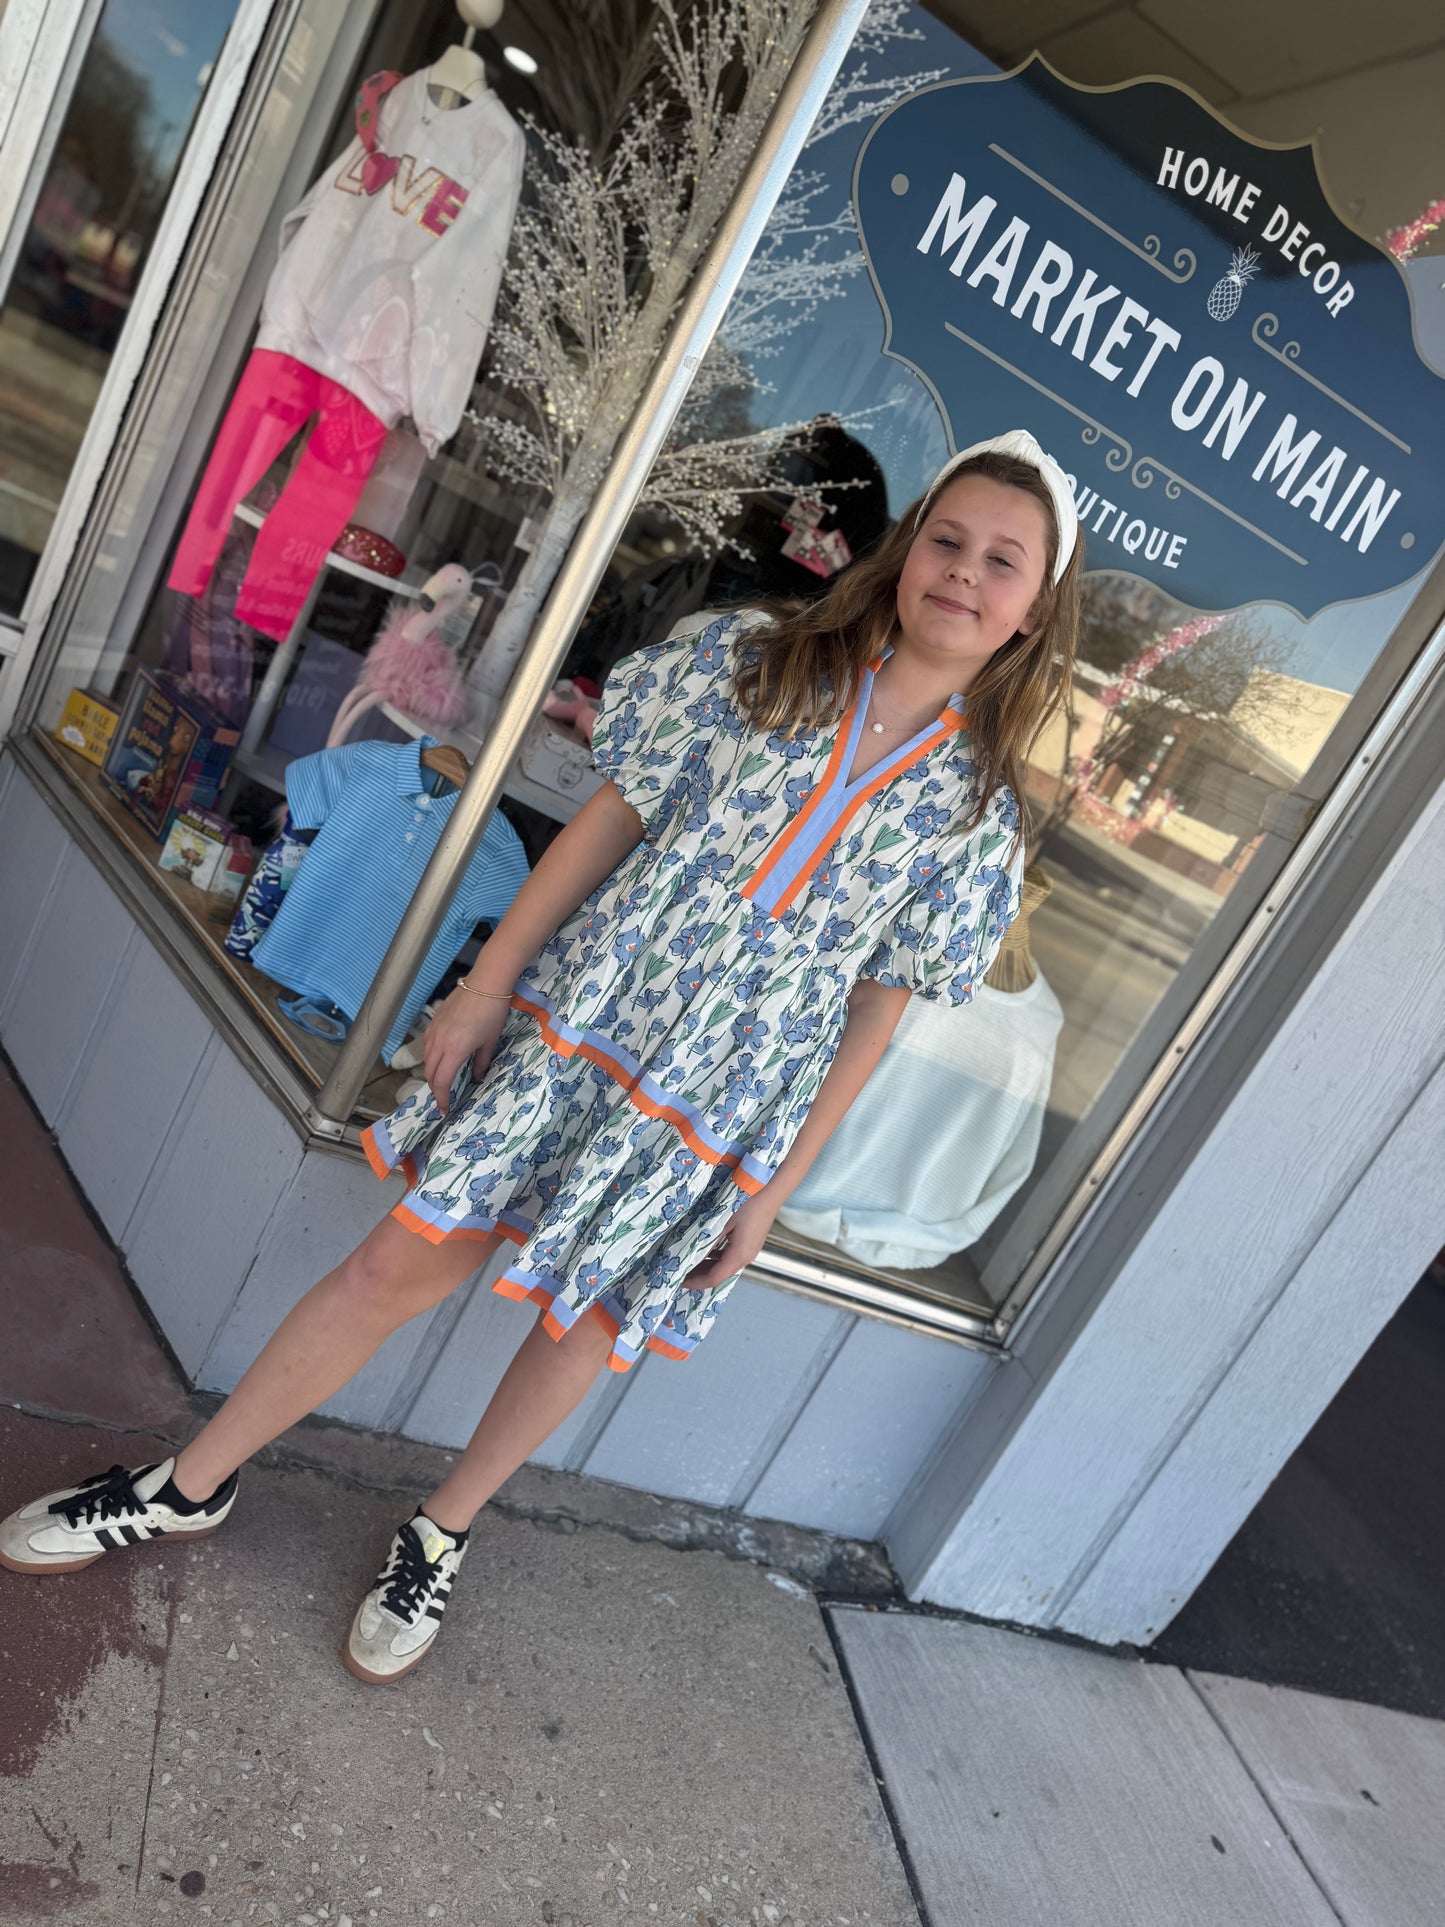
[{"left": 308, "top": 0, "right": 870, "bottom": 1135}]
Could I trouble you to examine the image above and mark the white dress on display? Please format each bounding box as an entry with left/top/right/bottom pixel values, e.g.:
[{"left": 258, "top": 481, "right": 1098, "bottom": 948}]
[{"left": 776, "top": 972, "right": 1064, "bottom": 1269}]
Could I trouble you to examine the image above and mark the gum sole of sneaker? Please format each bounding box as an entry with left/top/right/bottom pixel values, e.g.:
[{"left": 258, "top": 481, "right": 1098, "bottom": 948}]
[
  {"left": 341, "top": 1634, "right": 433, "bottom": 1686},
  {"left": 0, "top": 1546, "right": 105, "bottom": 1574},
  {"left": 0, "top": 1522, "right": 225, "bottom": 1576}
]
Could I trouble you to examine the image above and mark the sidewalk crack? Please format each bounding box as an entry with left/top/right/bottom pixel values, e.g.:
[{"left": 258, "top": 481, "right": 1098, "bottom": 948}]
[
  {"left": 134, "top": 1579, "right": 179, "bottom": 1897},
  {"left": 1182, "top": 1669, "right": 1349, "bottom": 1925}
]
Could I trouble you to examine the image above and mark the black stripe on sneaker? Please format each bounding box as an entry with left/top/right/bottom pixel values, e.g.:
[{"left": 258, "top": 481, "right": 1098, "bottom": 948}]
[
  {"left": 117, "top": 1525, "right": 144, "bottom": 1544},
  {"left": 425, "top": 1605, "right": 446, "bottom": 1620},
  {"left": 98, "top": 1527, "right": 127, "bottom": 1549}
]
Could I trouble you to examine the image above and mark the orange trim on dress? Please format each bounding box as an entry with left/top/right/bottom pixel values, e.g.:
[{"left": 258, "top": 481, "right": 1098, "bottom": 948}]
[
  {"left": 768, "top": 708, "right": 966, "bottom": 918},
  {"left": 389, "top": 1201, "right": 499, "bottom": 1245},
  {"left": 511, "top": 991, "right": 768, "bottom": 1196},
  {"left": 646, "top": 1335, "right": 692, "bottom": 1361},
  {"left": 360, "top": 1124, "right": 390, "bottom": 1181},
  {"left": 740, "top": 684, "right": 857, "bottom": 907}
]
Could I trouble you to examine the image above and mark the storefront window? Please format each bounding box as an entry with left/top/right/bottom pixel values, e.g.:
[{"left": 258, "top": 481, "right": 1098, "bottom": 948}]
[
  {"left": 20, "top": 0, "right": 1445, "bottom": 1322},
  {"left": 0, "top": 0, "right": 239, "bottom": 616}
]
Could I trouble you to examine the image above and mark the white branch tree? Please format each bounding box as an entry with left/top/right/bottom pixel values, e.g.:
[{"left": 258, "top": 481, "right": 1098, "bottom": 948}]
[{"left": 464, "top": 0, "right": 941, "bottom": 720}]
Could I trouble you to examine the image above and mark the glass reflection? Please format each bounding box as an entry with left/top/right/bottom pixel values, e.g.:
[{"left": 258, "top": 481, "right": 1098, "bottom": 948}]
[{"left": 0, "top": 0, "right": 237, "bottom": 615}]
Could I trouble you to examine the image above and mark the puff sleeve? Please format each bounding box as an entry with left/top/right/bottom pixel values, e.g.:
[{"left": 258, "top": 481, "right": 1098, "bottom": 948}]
[
  {"left": 589, "top": 612, "right": 739, "bottom": 835},
  {"left": 858, "top": 796, "right": 1025, "bottom": 1007}
]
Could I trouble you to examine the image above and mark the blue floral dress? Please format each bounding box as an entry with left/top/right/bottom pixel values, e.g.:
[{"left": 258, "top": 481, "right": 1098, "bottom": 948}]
[{"left": 363, "top": 609, "right": 1024, "bottom": 1371}]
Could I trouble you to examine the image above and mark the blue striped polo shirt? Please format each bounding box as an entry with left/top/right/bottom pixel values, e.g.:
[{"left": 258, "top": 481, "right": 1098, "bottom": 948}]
[{"left": 251, "top": 737, "right": 530, "bottom": 1063}]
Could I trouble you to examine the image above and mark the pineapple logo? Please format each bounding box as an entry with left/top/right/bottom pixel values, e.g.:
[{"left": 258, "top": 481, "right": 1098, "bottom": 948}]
[{"left": 1207, "top": 245, "right": 1260, "bottom": 322}]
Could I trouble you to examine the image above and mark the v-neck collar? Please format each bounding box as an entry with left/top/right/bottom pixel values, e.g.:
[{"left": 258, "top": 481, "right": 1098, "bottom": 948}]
[
  {"left": 841, "top": 646, "right": 967, "bottom": 791},
  {"left": 740, "top": 649, "right": 969, "bottom": 919}
]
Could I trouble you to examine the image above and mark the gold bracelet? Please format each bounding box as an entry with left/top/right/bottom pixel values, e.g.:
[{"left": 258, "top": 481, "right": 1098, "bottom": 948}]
[{"left": 456, "top": 977, "right": 512, "bottom": 1001}]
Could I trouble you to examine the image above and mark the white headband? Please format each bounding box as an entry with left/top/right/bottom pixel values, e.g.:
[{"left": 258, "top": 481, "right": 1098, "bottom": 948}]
[{"left": 913, "top": 428, "right": 1079, "bottom": 585}]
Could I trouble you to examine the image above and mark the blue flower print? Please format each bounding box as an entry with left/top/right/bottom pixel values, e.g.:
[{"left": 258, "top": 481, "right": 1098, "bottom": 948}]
[
  {"left": 669, "top": 924, "right": 706, "bottom": 962},
  {"left": 922, "top": 872, "right": 958, "bottom": 912},
  {"left": 907, "top": 855, "right": 939, "bottom": 888},
  {"left": 779, "top": 1008, "right": 822, "bottom": 1045},
  {"left": 734, "top": 963, "right": 772, "bottom": 1004},
  {"left": 767, "top": 730, "right": 809, "bottom": 760},
  {"left": 681, "top": 849, "right": 734, "bottom": 887},
  {"left": 996, "top": 787, "right": 1021, "bottom": 833},
  {"left": 684, "top": 785, "right": 714, "bottom": 834},
  {"left": 595, "top": 992, "right": 634, "bottom": 1036},
  {"left": 943, "top": 922, "right": 975, "bottom": 965},
  {"left": 905, "top": 800, "right": 952, "bottom": 837},
  {"left": 611, "top": 924, "right": 645, "bottom": 965},
  {"left": 739, "top": 919, "right": 778, "bottom": 956},
  {"left": 859, "top": 857, "right": 899, "bottom": 886},
  {"left": 730, "top": 787, "right": 772, "bottom": 816},
  {"left": 783, "top": 773, "right": 814, "bottom": 813},
  {"left": 689, "top": 625, "right": 731, "bottom": 674},
  {"left": 818, "top": 914, "right": 855, "bottom": 952},
  {"left": 731, "top": 1011, "right": 769, "bottom": 1047},
  {"left": 685, "top": 687, "right": 742, "bottom": 734}
]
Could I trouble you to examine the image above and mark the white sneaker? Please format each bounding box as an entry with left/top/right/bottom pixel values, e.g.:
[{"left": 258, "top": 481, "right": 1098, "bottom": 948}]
[
  {"left": 344, "top": 1510, "right": 469, "bottom": 1684},
  {"left": 0, "top": 1457, "right": 237, "bottom": 1574}
]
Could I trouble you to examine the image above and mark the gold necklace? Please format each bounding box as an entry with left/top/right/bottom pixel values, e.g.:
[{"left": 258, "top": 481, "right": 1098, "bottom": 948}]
[{"left": 866, "top": 673, "right": 935, "bottom": 737}]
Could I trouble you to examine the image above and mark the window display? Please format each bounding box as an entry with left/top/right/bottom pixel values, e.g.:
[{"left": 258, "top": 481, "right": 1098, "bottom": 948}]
[
  {"left": 167, "top": 59, "right": 524, "bottom": 641},
  {"left": 18, "top": 0, "right": 1445, "bottom": 1334}
]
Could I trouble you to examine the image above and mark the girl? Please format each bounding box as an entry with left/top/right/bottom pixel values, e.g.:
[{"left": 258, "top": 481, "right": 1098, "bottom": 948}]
[{"left": 1, "top": 429, "right": 1082, "bottom": 1683}]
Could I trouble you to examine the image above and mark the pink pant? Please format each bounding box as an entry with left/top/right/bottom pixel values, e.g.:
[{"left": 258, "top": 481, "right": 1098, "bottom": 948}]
[{"left": 168, "top": 349, "right": 390, "bottom": 643}]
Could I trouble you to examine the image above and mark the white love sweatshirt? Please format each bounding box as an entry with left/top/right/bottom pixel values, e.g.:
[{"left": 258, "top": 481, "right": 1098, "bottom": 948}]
[{"left": 257, "top": 69, "right": 525, "bottom": 455}]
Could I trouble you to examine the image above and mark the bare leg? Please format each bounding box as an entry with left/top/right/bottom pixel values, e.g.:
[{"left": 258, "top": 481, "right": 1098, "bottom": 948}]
[
  {"left": 171, "top": 1217, "right": 501, "bottom": 1501},
  {"left": 421, "top": 1309, "right": 616, "bottom": 1533}
]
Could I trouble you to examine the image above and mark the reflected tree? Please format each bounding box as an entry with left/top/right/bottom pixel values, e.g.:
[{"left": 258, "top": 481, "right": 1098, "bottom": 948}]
[
  {"left": 1035, "top": 596, "right": 1304, "bottom": 847},
  {"left": 463, "top": 0, "right": 940, "bottom": 724}
]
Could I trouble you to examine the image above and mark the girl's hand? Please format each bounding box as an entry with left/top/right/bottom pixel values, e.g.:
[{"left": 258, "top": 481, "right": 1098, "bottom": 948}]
[
  {"left": 423, "top": 987, "right": 511, "bottom": 1110},
  {"left": 682, "top": 1190, "right": 780, "bottom": 1292}
]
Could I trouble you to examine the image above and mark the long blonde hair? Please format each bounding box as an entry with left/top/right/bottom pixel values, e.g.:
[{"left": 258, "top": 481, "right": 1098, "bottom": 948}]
[{"left": 733, "top": 450, "right": 1083, "bottom": 843}]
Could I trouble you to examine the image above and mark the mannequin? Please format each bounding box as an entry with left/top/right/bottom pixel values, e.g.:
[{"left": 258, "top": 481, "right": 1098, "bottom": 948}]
[
  {"left": 776, "top": 867, "right": 1065, "bottom": 1268},
  {"left": 428, "top": 0, "right": 503, "bottom": 107}
]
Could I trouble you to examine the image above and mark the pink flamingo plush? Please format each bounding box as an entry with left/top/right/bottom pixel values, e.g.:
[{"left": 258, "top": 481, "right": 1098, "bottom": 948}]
[{"left": 327, "top": 563, "right": 473, "bottom": 747}]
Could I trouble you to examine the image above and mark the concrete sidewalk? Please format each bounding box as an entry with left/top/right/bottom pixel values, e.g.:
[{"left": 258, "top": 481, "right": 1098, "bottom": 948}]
[{"left": 3, "top": 1057, "right": 1443, "bottom": 1925}]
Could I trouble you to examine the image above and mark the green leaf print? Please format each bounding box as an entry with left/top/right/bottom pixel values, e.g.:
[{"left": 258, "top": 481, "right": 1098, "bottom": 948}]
[
  {"left": 642, "top": 952, "right": 672, "bottom": 986},
  {"left": 736, "top": 750, "right": 771, "bottom": 783},
  {"left": 871, "top": 825, "right": 906, "bottom": 852},
  {"left": 651, "top": 715, "right": 686, "bottom": 743},
  {"left": 704, "top": 1000, "right": 738, "bottom": 1029}
]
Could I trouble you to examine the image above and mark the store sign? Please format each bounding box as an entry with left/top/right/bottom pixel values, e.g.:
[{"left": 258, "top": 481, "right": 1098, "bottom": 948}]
[{"left": 853, "top": 60, "right": 1445, "bottom": 616}]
